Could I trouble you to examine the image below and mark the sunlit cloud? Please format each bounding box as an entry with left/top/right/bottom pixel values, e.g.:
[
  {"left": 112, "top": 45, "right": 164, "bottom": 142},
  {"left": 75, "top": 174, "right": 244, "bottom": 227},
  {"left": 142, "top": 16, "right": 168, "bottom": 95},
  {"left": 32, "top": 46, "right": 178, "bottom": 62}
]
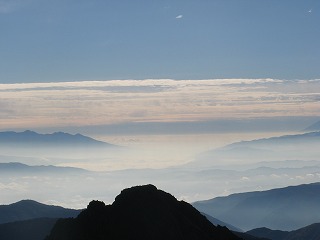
[{"left": 0, "top": 79, "right": 319, "bottom": 130}]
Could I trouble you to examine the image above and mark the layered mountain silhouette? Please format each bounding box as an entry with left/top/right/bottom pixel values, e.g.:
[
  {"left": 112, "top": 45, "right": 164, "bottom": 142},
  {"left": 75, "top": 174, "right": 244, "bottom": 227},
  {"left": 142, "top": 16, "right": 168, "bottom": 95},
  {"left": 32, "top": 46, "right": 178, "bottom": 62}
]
[
  {"left": 45, "top": 184, "right": 241, "bottom": 240},
  {"left": 0, "top": 200, "right": 81, "bottom": 224},
  {"left": 0, "top": 130, "right": 113, "bottom": 147},
  {"left": 202, "top": 212, "right": 243, "bottom": 232},
  {"left": 0, "top": 218, "right": 58, "bottom": 240},
  {"left": 193, "top": 182, "right": 320, "bottom": 231},
  {"left": 247, "top": 223, "right": 320, "bottom": 240}
]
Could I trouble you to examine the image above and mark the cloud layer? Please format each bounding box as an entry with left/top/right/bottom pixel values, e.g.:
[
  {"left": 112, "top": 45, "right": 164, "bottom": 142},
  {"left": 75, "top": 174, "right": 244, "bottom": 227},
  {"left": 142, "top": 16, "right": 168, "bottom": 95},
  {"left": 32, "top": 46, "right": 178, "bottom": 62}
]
[{"left": 0, "top": 79, "right": 319, "bottom": 130}]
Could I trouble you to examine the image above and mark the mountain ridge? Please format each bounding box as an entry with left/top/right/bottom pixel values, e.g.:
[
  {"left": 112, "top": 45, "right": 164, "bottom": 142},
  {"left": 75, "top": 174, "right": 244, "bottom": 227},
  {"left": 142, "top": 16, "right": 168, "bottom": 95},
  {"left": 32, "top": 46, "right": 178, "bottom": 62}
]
[
  {"left": 45, "top": 184, "right": 241, "bottom": 240},
  {"left": 0, "top": 130, "right": 115, "bottom": 147},
  {"left": 0, "top": 162, "right": 89, "bottom": 174},
  {"left": 247, "top": 223, "right": 320, "bottom": 240},
  {"left": 193, "top": 182, "right": 320, "bottom": 231},
  {"left": 193, "top": 131, "right": 320, "bottom": 168},
  {"left": 0, "top": 199, "right": 81, "bottom": 224},
  {"left": 0, "top": 217, "right": 58, "bottom": 240}
]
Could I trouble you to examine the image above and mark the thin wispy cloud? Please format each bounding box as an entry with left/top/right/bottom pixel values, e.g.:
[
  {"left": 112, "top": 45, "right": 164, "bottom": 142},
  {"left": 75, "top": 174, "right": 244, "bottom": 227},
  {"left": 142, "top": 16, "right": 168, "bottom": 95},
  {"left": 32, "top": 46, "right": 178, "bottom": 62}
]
[
  {"left": 0, "top": 79, "right": 319, "bottom": 130},
  {"left": 175, "top": 14, "right": 183, "bottom": 19}
]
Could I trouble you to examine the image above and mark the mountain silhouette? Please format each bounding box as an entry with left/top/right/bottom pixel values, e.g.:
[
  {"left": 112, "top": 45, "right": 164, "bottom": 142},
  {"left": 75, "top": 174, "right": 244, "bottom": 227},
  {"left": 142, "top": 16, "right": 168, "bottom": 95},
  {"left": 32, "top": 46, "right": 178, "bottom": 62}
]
[
  {"left": 0, "top": 130, "right": 114, "bottom": 147},
  {"left": 0, "top": 218, "right": 58, "bottom": 240},
  {"left": 193, "top": 182, "right": 320, "bottom": 231},
  {"left": 45, "top": 184, "right": 241, "bottom": 240},
  {"left": 0, "top": 200, "right": 81, "bottom": 224},
  {"left": 202, "top": 212, "right": 243, "bottom": 232},
  {"left": 0, "top": 162, "right": 88, "bottom": 174},
  {"left": 247, "top": 223, "right": 320, "bottom": 240}
]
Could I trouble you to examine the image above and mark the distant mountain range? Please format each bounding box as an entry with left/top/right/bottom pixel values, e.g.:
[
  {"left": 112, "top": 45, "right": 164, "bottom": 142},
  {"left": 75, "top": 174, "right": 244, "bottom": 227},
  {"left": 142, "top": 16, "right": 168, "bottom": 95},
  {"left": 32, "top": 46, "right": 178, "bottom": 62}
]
[
  {"left": 0, "top": 199, "right": 81, "bottom": 224},
  {"left": 0, "top": 130, "right": 114, "bottom": 148},
  {"left": 247, "top": 223, "right": 320, "bottom": 240},
  {"left": 193, "top": 182, "right": 320, "bottom": 231},
  {"left": 45, "top": 184, "right": 241, "bottom": 240},
  {"left": 223, "top": 131, "right": 320, "bottom": 148},
  {"left": 0, "top": 162, "right": 88, "bottom": 174},
  {"left": 0, "top": 130, "right": 119, "bottom": 159},
  {"left": 194, "top": 131, "right": 320, "bottom": 167}
]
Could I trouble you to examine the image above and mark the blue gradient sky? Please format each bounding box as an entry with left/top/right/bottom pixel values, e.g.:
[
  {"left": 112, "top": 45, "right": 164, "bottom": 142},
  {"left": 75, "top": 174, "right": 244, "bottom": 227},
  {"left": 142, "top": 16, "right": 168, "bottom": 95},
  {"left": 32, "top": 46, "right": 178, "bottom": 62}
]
[{"left": 1, "top": 0, "right": 319, "bottom": 83}]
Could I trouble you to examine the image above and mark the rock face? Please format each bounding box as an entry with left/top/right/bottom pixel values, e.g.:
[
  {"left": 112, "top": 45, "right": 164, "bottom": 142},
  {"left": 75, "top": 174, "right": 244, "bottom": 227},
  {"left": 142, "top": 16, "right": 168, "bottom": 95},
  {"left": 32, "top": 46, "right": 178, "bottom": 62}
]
[{"left": 45, "top": 184, "right": 241, "bottom": 240}]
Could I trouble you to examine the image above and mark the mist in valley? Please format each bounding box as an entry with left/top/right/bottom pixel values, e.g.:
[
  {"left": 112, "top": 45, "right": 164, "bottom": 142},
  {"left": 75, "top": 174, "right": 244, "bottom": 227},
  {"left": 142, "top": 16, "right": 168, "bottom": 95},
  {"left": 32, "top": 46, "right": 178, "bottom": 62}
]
[{"left": 1, "top": 127, "right": 320, "bottom": 209}]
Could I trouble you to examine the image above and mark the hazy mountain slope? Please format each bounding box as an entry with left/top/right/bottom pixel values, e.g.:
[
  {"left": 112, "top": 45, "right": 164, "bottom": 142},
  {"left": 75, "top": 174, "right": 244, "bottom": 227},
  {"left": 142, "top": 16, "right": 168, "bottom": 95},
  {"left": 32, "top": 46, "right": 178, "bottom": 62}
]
[
  {"left": 45, "top": 184, "right": 241, "bottom": 240},
  {"left": 0, "top": 200, "right": 81, "bottom": 224},
  {"left": 224, "top": 131, "right": 320, "bottom": 147},
  {"left": 194, "top": 132, "right": 320, "bottom": 167},
  {"left": 234, "top": 231, "right": 272, "bottom": 240},
  {"left": 202, "top": 212, "right": 243, "bottom": 232},
  {"left": 193, "top": 183, "right": 320, "bottom": 231},
  {"left": 246, "top": 228, "right": 288, "bottom": 240},
  {"left": 247, "top": 223, "right": 320, "bottom": 240},
  {"left": 0, "top": 130, "right": 119, "bottom": 160},
  {"left": 0, "top": 218, "right": 57, "bottom": 240},
  {"left": 0, "top": 130, "right": 113, "bottom": 147},
  {"left": 285, "top": 223, "right": 320, "bottom": 240},
  {"left": 0, "top": 162, "right": 88, "bottom": 174}
]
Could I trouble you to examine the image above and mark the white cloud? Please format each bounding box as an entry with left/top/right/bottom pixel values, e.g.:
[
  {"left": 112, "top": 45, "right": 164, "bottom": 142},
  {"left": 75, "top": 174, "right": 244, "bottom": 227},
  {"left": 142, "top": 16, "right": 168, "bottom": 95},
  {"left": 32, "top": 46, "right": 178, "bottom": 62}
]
[
  {"left": 0, "top": 79, "right": 319, "bottom": 130},
  {"left": 175, "top": 14, "right": 183, "bottom": 19},
  {"left": 0, "top": 181, "right": 26, "bottom": 191},
  {"left": 241, "top": 176, "right": 250, "bottom": 181}
]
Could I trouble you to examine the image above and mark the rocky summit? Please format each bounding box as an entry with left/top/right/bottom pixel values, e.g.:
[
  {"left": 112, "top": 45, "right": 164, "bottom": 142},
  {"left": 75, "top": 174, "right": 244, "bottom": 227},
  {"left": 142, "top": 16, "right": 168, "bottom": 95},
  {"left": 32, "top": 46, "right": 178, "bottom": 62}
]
[{"left": 45, "top": 184, "right": 241, "bottom": 240}]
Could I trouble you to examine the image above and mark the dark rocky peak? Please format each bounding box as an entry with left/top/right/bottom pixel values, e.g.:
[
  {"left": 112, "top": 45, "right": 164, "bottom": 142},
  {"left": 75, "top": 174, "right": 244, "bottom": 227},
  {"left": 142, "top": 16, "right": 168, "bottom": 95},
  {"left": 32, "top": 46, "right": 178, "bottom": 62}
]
[{"left": 46, "top": 185, "right": 241, "bottom": 240}]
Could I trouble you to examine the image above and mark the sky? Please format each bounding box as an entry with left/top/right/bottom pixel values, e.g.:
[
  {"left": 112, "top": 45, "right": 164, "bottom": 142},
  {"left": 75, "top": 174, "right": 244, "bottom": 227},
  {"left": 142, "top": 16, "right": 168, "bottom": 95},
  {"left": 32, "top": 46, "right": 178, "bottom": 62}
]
[
  {"left": 0, "top": 1, "right": 320, "bottom": 208},
  {"left": 0, "top": 0, "right": 319, "bottom": 140},
  {"left": 0, "top": 0, "right": 319, "bottom": 83}
]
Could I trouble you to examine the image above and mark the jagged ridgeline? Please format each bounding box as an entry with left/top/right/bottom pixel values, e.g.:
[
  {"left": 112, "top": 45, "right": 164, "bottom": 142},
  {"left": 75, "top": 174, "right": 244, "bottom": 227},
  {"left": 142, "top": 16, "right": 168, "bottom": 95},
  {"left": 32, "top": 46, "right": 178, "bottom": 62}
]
[{"left": 45, "top": 184, "right": 241, "bottom": 240}]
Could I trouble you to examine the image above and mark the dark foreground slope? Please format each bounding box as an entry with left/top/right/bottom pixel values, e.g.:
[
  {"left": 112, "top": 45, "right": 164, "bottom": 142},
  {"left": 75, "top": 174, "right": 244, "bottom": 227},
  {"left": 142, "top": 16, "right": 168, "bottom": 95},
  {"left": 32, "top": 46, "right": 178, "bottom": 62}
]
[
  {"left": 46, "top": 184, "right": 241, "bottom": 240},
  {"left": 0, "top": 218, "right": 57, "bottom": 240}
]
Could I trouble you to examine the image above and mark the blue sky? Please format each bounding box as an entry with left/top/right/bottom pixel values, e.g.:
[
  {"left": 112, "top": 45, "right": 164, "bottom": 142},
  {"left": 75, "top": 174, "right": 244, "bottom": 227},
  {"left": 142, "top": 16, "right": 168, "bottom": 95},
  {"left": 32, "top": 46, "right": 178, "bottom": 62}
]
[{"left": 1, "top": 0, "right": 319, "bottom": 83}]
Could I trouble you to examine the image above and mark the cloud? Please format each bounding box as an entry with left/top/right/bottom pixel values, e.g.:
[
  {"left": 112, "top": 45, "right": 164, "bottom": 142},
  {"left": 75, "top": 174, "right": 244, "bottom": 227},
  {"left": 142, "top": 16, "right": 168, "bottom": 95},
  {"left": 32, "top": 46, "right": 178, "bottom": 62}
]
[
  {"left": 0, "top": 79, "right": 319, "bottom": 130},
  {"left": 175, "top": 14, "right": 183, "bottom": 19},
  {"left": 0, "top": 181, "right": 26, "bottom": 191},
  {"left": 241, "top": 176, "right": 250, "bottom": 181}
]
